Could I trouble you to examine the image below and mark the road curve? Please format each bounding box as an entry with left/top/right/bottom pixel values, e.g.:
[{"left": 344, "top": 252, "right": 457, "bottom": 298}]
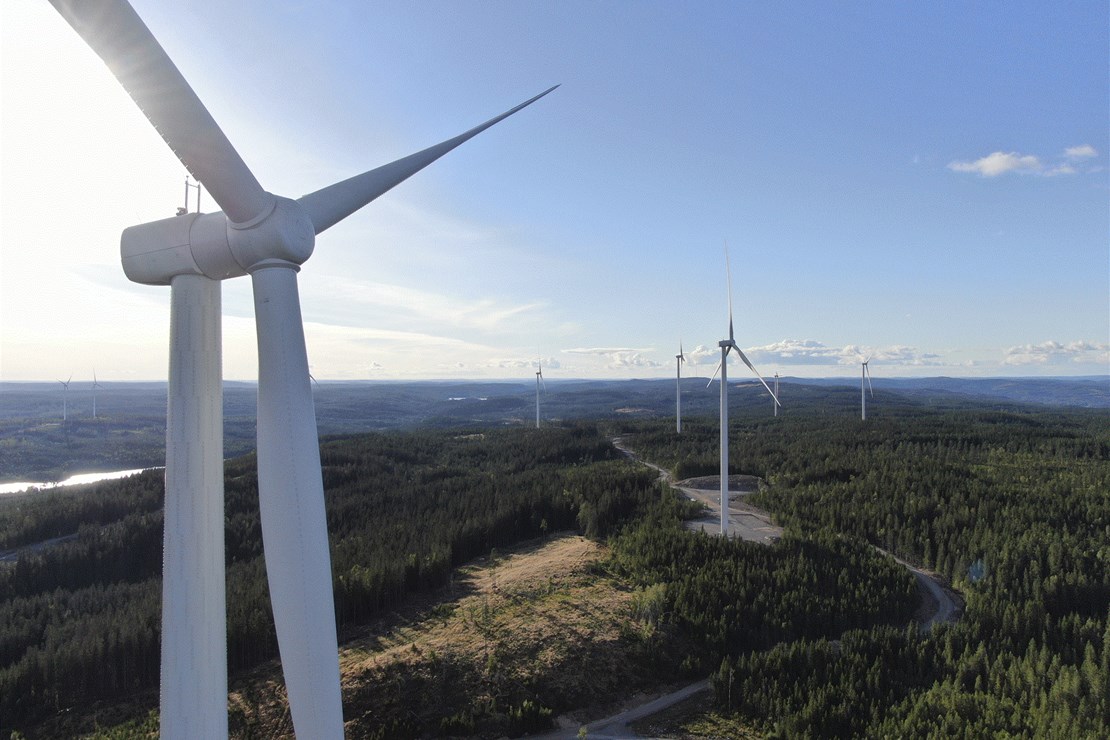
[{"left": 542, "top": 438, "right": 963, "bottom": 739}]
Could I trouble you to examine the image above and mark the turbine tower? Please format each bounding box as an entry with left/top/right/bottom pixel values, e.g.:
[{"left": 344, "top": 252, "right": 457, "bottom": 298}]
[
  {"left": 861, "top": 355, "right": 874, "bottom": 420},
  {"left": 58, "top": 376, "right": 71, "bottom": 421},
  {"left": 707, "top": 249, "right": 779, "bottom": 536},
  {"left": 92, "top": 370, "right": 104, "bottom": 419},
  {"left": 535, "top": 360, "right": 546, "bottom": 429},
  {"left": 48, "top": 2, "right": 556, "bottom": 737},
  {"left": 773, "top": 372, "right": 780, "bottom": 417},
  {"left": 675, "top": 342, "right": 686, "bottom": 433}
]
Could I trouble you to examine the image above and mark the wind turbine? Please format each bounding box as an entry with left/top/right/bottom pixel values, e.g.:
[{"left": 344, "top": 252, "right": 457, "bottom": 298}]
[
  {"left": 48, "top": 2, "right": 556, "bottom": 738},
  {"left": 773, "top": 372, "right": 780, "bottom": 417},
  {"left": 861, "top": 355, "right": 874, "bottom": 420},
  {"left": 675, "top": 342, "right": 686, "bottom": 433},
  {"left": 535, "top": 360, "right": 546, "bottom": 429},
  {"left": 92, "top": 370, "right": 104, "bottom": 419},
  {"left": 707, "top": 249, "right": 779, "bottom": 536},
  {"left": 58, "top": 376, "right": 71, "bottom": 422}
]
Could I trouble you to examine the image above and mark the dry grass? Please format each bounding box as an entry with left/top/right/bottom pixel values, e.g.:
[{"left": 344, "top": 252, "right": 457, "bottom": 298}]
[{"left": 226, "top": 534, "right": 678, "bottom": 738}]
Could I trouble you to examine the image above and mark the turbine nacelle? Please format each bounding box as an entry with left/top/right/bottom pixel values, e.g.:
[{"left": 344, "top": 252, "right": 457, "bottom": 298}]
[{"left": 122, "top": 196, "right": 315, "bottom": 286}]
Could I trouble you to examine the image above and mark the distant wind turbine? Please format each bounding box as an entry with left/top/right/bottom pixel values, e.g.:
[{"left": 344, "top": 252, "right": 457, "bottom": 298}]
[
  {"left": 48, "top": 1, "right": 556, "bottom": 736},
  {"left": 675, "top": 341, "right": 686, "bottom": 433},
  {"left": 535, "top": 360, "right": 546, "bottom": 429},
  {"left": 707, "top": 248, "right": 779, "bottom": 536},
  {"left": 58, "top": 376, "right": 71, "bottom": 421},
  {"left": 92, "top": 370, "right": 104, "bottom": 419},
  {"left": 861, "top": 355, "right": 874, "bottom": 420}
]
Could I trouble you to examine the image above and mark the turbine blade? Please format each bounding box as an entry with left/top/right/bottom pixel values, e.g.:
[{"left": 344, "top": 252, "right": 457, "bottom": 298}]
[
  {"left": 866, "top": 365, "right": 875, "bottom": 397},
  {"left": 299, "top": 85, "right": 559, "bottom": 235},
  {"left": 251, "top": 267, "right": 343, "bottom": 739},
  {"left": 48, "top": 0, "right": 272, "bottom": 225},
  {"left": 735, "top": 348, "right": 781, "bottom": 406},
  {"left": 706, "top": 358, "right": 723, "bottom": 388}
]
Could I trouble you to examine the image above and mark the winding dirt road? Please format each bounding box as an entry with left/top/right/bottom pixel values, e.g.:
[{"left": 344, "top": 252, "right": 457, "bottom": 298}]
[{"left": 538, "top": 438, "right": 963, "bottom": 739}]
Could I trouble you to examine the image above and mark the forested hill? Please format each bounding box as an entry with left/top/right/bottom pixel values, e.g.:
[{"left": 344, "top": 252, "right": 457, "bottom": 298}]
[{"left": 2, "top": 376, "right": 1105, "bottom": 482}]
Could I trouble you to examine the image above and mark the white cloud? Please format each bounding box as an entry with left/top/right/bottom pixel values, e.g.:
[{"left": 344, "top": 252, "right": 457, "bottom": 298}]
[
  {"left": 744, "top": 339, "right": 943, "bottom": 367},
  {"left": 1064, "top": 144, "right": 1098, "bottom": 159},
  {"left": 948, "top": 151, "right": 1042, "bottom": 177},
  {"left": 1044, "top": 164, "right": 1077, "bottom": 176},
  {"left": 870, "top": 345, "right": 944, "bottom": 366},
  {"left": 744, "top": 339, "right": 846, "bottom": 365},
  {"left": 948, "top": 144, "right": 1101, "bottom": 178},
  {"left": 562, "top": 347, "right": 662, "bottom": 370},
  {"left": 1002, "top": 340, "right": 1110, "bottom": 366},
  {"left": 488, "top": 357, "right": 561, "bottom": 370},
  {"left": 685, "top": 344, "right": 718, "bottom": 364}
]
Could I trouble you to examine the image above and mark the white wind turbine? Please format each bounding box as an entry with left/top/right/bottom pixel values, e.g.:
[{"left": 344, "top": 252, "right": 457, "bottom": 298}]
[
  {"left": 92, "top": 370, "right": 104, "bottom": 419},
  {"left": 861, "top": 355, "right": 875, "bottom": 420},
  {"left": 675, "top": 342, "right": 686, "bottom": 433},
  {"left": 58, "top": 376, "right": 71, "bottom": 422},
  {"left": 48, "top": 2, "right": 556, "bottom": 738},
  {"left": 535, "top": 360, "right": 547, "bottom": 429},
  {"left": 707, "top": 249, "right": 779, "bottom": 536}
]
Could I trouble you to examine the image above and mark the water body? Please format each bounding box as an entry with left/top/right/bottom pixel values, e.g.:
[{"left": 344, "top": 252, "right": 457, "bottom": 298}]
[{"left": 0, "top": 468, "right": 159, "bottom": 496}]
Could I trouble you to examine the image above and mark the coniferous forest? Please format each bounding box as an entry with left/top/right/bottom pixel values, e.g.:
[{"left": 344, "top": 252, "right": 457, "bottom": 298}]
[
  {"left": 616, "top": 404, "right": 1109, "bottom": 737},
  {"left": 0, "top": 395, "right": 1107, "bottom": 737}
]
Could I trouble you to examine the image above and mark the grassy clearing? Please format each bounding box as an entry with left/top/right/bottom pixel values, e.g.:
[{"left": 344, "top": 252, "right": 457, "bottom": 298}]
[{"left": 224, "top": 533, "right": 687, "bottom": 739}]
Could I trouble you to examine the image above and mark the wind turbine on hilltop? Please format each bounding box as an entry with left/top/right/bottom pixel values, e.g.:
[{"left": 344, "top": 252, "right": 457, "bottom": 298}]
[
  {"left": 48, "top": 1, "right": 556, "bottom": 737},
  {"left": 92, "top": 371, "right": 104, "bottom": 419},
  {"left": 861, "top": 355, "right": 875, "bottom": 420},
  {"left": 58, "top": 376, "right": 71, "bottom": 422},
  {"left": 707, "top": 249, "right": 779, "bottom": 536},
  {"left": 675, "top": 342, "right": 686, "bottom": 433},
  {"left": 535, "top": 360, "right": 546, "bottom": 429}
]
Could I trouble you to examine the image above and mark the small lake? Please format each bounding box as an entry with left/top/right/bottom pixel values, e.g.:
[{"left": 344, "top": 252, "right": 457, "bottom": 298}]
[{"left": 0, "top": 468, "right": 160, "bottom": 496}]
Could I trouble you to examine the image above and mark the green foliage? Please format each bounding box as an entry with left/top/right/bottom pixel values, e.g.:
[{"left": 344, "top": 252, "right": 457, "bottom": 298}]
[
  {"left": 439, "top": 709, "right": 477, "bottom": 736},
  {"left": 0, "top": 424, "right": 659, "bottom": 734},
  {"left": 4, "top": 403, "right": 1107, "bottom": 736},
  {"left": 620, "top": 407, "right": 1110, "bottom": 737},
  {"left": 611, "top": 499, "right": 918, "bottom": 662},
  {"left": 506, "top": 698, "right": 554, "bottom": 735}
]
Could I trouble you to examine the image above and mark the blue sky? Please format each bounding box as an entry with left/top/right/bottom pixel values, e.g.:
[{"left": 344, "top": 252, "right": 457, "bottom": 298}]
[{"left": 2, "top": 0, "right": 1107, "bottom": 381}]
